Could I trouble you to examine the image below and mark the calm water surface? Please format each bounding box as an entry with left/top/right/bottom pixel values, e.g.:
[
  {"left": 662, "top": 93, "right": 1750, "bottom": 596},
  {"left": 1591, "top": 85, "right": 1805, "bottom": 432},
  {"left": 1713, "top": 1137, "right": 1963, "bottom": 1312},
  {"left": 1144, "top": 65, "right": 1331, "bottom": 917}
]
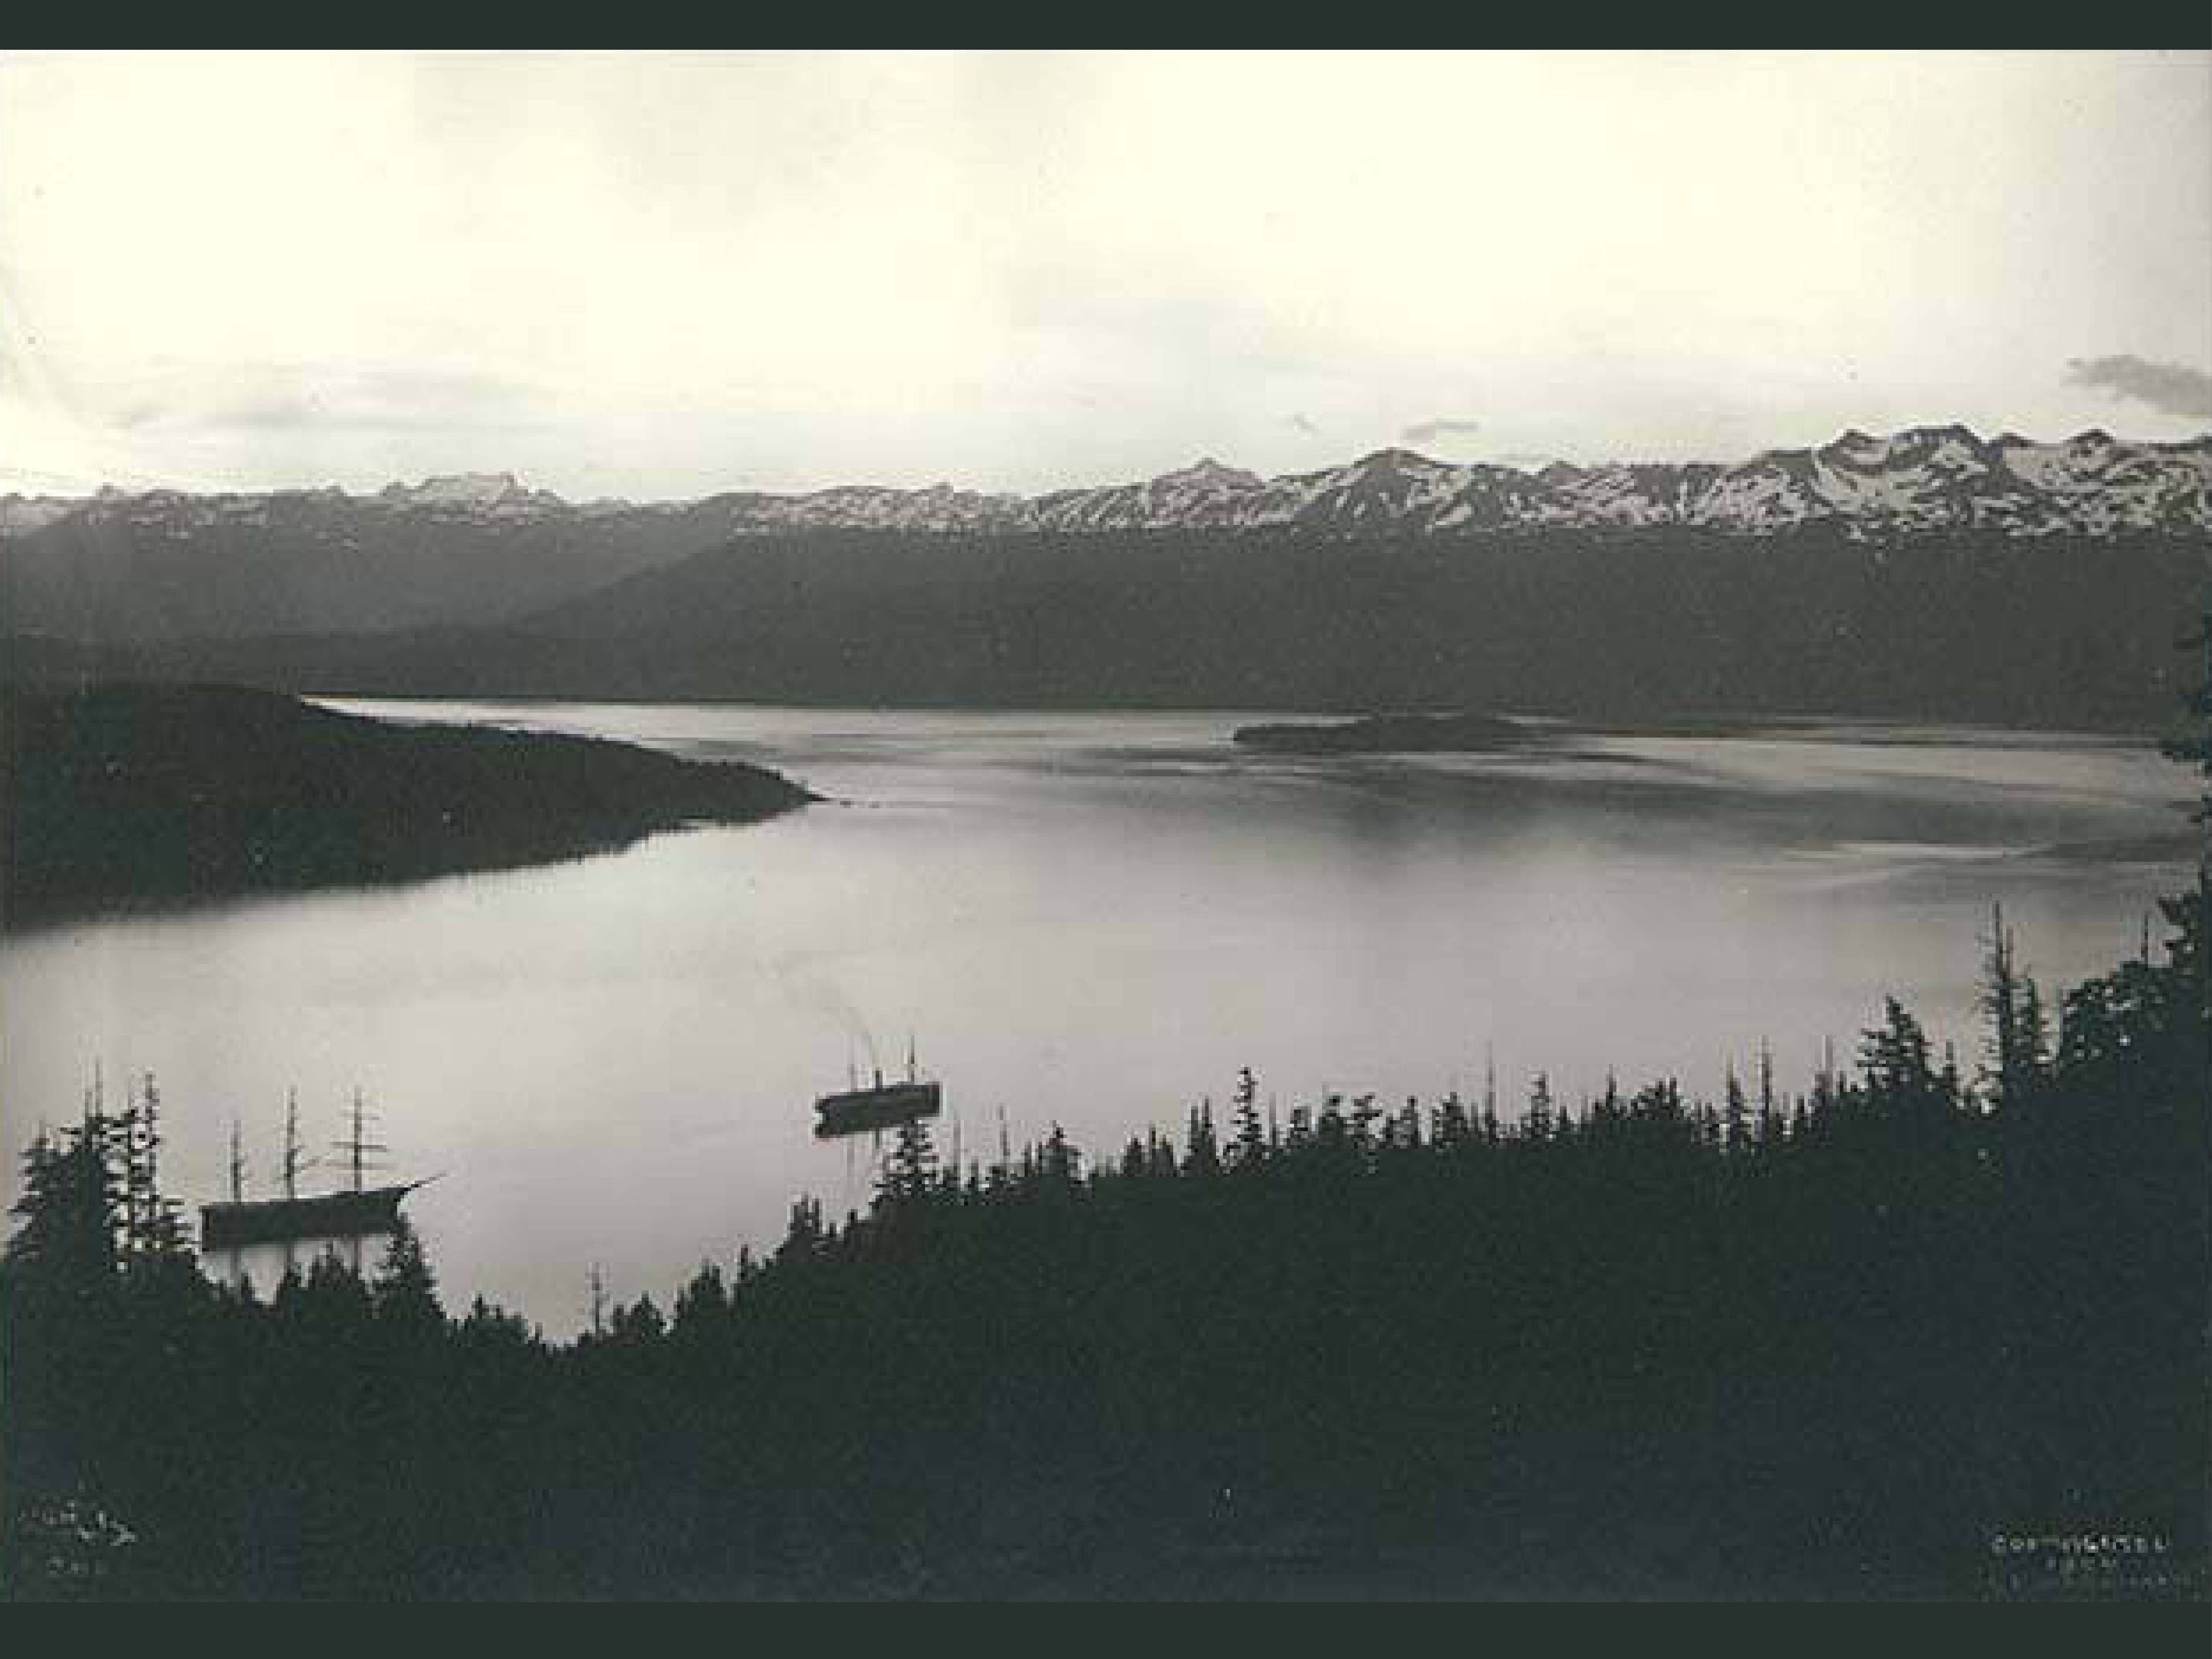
[{"left": 1, "top": 702, "right": 2193, "bottom": 1333}]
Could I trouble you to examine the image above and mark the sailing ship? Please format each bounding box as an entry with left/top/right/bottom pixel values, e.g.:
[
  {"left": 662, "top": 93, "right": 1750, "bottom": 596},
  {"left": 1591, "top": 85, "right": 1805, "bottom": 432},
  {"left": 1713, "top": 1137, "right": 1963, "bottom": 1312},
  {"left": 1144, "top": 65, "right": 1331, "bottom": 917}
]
[
  {"left": 198, "top": 1088, "right": 431, "bottom": 1251},
  {"left": 814, "top": 1039, "right": 942, "bottom": 1139}
]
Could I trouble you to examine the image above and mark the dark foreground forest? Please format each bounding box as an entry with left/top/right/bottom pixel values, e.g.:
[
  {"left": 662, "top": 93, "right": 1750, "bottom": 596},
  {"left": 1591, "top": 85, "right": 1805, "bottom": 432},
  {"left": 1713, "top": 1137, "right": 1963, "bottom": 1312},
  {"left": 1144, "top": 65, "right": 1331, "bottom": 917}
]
[
  {"left": 3, "top": 880, "right": 2205, "bottom": 1599},
  {"left": 0, "top": 682, "right": 814, "bottom": 926}
]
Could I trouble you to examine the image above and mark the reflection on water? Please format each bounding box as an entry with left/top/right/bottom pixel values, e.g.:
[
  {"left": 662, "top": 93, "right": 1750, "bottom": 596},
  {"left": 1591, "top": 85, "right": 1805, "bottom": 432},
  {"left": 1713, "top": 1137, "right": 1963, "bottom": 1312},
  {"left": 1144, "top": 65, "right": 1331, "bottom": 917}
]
[
  {"left": 1, "top": 702, "right": 2194, "bottom": 1335},
  {"left": 208, "top": 1230, "right": 392, "bottom": 1296}
]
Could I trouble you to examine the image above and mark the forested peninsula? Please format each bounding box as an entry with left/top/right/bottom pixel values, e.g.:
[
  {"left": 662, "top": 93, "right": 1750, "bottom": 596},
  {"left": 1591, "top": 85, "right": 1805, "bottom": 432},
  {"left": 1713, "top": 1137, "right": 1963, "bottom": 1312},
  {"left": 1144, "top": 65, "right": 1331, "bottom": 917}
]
[{"left": 1, "top": 683, "right": 813, "bottom": 925}]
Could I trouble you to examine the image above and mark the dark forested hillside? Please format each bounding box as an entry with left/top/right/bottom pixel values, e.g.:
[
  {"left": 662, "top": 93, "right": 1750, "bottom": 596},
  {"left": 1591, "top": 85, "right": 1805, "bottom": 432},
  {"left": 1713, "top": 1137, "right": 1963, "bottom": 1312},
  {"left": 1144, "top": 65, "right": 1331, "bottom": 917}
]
[
  {"left": 0, "top": 683, "right": 813, "bottom": 923},
  {"left": 15, "top": 528, "right": 2204, "bottom": 727}
]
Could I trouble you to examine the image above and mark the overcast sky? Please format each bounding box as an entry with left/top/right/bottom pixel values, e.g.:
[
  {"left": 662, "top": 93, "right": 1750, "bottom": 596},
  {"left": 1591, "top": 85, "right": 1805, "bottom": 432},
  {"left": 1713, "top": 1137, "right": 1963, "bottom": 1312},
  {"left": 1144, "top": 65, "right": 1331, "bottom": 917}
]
[{"left": 2, "top": 50, "right": 2208, "bottom": 499}]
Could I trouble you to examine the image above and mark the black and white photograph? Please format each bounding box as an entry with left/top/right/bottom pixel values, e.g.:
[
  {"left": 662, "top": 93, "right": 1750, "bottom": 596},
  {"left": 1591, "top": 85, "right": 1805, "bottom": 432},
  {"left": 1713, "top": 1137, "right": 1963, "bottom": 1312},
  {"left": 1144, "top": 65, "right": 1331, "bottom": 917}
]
[{"left": 0, "top": 48, "right": 2206, "bottom": 1601}]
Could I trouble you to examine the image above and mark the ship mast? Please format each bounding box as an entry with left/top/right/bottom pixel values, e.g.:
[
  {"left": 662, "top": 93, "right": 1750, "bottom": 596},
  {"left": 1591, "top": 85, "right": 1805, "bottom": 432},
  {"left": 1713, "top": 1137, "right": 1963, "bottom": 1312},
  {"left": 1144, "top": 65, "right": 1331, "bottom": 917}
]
[
  {"left": 282, "top": 1087, "right": 308, "bottom": 1200},
  {"left": 229, "top": 1119, "right": 248, "bottom": 1204},
  {"left": 333, "top": 1087, "right": 389, "bottom": 1193}
]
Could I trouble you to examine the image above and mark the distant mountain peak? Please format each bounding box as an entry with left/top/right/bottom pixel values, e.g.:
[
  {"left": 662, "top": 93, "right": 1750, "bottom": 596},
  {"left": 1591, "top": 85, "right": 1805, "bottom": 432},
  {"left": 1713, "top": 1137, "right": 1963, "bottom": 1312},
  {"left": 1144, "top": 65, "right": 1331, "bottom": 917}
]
[
  {"left": 1351, "top": 446, "right": 1442, "bottom": 471},
  {"left": 1895, "top": 422, "right": 1980, "bottom": 444},
  {"left": 1155, "top": 457, "right": 1262, "bottom": 490},
  {"left": 382, "top": 471, "right": 552, "bottom": 508}
]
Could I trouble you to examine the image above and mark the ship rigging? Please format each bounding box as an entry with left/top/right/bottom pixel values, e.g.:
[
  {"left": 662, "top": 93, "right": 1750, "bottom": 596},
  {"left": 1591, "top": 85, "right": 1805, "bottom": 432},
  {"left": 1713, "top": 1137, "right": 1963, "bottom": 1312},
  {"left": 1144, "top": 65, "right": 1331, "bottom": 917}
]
[
  {"left": 813, "top": 1037, "right": 942, "bottom": 1139},
  {"left": 199, "top": 1089, "right": 432, "bottom": 1252}
]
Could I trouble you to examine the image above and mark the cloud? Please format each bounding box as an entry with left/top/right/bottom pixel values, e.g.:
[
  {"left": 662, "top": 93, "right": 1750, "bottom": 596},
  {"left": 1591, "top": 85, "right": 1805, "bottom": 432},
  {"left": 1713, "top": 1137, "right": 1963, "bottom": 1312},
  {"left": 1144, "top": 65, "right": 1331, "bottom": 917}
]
[
  {"left": 2065, "top": 355, "right": 2212, "bottom": 421},
  {"left": 83, "top": 363, "right": 554, "bottom": 439},
  {"left": 1400, "top": 415, "right": 1484, "bottom": 445}
]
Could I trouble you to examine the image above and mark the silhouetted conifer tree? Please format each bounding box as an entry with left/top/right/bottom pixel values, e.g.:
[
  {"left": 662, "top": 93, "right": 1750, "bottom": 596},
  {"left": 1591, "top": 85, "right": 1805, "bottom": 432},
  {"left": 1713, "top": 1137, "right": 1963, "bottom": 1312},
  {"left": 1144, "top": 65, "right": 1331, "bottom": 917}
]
[
  {"left": 876, "top": 1117, "right": 939, "bottom": 1210},
  {"left": 1722, "top": 1065, "right": 1750, "bottom": 1153},
  {"left": 1230, "top": 1067, "right": 1265, "bottom": 1167},
  {"left": 1526, "top": 1072, "right": 1555, "bottom": 1142},
  {"left": 374, "top": 1217, "right": 443, "bottom": 1340},
  {"left": 1183, "top": 1101, "right": 1222, "bottom": 1178},
  {"left": 1431, "top": 1089, "right": 1470, "bottom": 1149}
]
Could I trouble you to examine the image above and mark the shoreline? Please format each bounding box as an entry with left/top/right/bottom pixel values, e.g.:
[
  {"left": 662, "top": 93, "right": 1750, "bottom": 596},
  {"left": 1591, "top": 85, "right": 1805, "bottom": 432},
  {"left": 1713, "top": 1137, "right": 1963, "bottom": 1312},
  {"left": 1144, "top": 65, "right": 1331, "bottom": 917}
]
[
  {"left": 311, "top": 689, "right": 2186, "bottom": 749},
  {"left": 1, "top": 683, "right": 817, "bottom": 931}
]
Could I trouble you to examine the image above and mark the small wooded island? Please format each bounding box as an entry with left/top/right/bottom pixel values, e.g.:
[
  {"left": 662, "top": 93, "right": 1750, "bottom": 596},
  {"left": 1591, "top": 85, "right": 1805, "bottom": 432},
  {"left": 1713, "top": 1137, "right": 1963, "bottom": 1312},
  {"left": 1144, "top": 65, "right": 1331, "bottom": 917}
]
[
  {"left": 1, "top": 682, "right": 813, "bottom": 924},
  {"left": 1231, "top": 709, "right": 1539, "bottom": 755}
]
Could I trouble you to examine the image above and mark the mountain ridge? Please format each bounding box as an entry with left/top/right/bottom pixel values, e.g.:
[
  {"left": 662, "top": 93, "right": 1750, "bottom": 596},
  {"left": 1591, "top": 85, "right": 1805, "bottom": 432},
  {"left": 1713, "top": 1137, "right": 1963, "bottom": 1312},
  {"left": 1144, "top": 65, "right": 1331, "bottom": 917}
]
[{"left": 8, "top": 424, "right": 2211, "bottom": 542}]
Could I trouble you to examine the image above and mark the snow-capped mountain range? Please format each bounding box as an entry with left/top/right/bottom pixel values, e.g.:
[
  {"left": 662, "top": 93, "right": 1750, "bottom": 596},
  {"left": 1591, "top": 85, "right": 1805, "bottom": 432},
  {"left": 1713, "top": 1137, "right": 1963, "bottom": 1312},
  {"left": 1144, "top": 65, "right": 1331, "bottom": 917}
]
[{"left": 6, "top": 427, "right": 2210, "bottom": 541}]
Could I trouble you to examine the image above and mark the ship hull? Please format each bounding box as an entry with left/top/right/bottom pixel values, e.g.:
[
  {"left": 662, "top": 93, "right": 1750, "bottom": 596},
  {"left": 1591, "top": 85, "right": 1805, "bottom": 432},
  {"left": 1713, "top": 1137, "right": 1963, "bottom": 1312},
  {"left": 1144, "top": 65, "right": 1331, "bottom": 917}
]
[
  {"left": 200, "top": 1185, "right": 415, "bottom": 1250},
  {"left": 813, "top": 1081, "right": 942, "bottom": 1138}
]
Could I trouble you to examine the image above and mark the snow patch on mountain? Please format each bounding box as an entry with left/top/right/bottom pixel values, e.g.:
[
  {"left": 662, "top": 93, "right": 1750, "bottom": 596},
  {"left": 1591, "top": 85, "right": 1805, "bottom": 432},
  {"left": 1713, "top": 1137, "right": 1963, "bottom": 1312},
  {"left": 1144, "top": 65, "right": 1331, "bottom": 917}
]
[
  {"left": 0, "top": 495, "right": 85, "bottom": 534},
  {"left": 9, "top": 428, "right": 2210, "bottom": 543}
]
